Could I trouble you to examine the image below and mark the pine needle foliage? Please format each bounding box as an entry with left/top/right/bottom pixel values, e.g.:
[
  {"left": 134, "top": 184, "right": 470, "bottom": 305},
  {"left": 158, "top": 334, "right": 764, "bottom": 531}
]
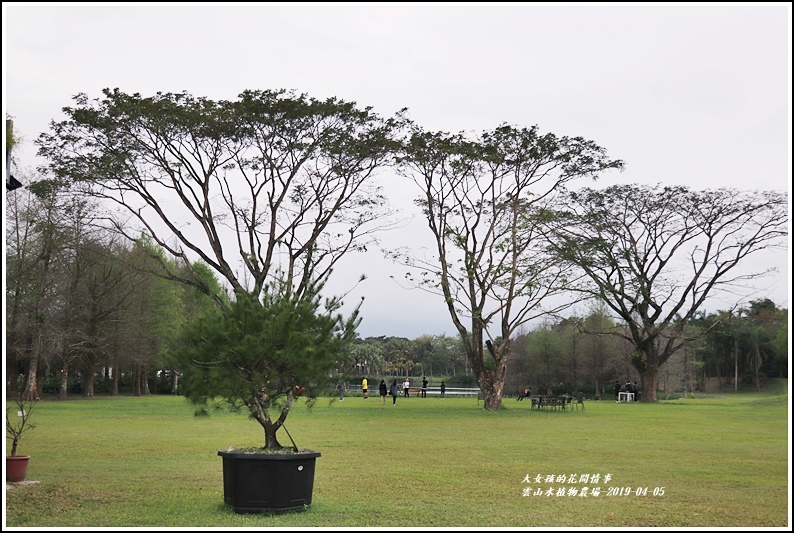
[{"left": 176, "top": 278, "right": 360, "bottom": 450}]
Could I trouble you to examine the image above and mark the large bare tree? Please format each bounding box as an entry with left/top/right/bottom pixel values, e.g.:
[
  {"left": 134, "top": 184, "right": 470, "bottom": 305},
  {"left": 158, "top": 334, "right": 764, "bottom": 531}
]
[
  {"left": 542, "top": 184, "right": 788, "bottom": 401},
  {"left": 37, "top": 88, "right": 405, "bottom": 304},
  {"left": 395, "top": 124, "right": 624, "bottom": 409},
  {"left": 36, "top": 88, "right": 405, "bottom": 447}
]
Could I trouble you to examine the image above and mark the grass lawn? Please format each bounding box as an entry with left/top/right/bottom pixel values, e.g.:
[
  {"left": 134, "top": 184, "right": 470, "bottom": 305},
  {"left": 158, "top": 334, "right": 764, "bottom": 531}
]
[{"left": 4, "top": 382, "right": 790, "bottom": 528}]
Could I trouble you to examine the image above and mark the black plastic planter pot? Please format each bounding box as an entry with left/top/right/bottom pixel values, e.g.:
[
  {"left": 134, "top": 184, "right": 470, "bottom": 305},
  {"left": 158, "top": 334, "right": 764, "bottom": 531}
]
[{"left": 217, "top": 449, "right": 321, "bottom": 514}]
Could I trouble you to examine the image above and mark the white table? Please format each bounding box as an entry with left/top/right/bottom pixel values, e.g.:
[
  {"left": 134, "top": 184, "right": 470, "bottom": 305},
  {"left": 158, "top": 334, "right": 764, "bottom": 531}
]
[{"left": 617, "top": 392, "right": 634, "bottom": 403}]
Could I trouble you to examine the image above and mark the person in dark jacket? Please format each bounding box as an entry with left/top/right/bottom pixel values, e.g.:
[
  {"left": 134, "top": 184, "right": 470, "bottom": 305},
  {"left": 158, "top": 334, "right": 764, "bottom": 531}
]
[
  {"left": 389, "top": 379, "right": 399, "bottom": 405},
  {"left": 379, "top": 379, "right": 388, "bottom": 405}
]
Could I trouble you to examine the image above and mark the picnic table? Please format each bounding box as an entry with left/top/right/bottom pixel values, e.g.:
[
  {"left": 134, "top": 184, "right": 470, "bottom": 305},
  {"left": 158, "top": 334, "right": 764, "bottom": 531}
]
[{"left": 617, "top": 392, "right": 634, "bottom": 403}]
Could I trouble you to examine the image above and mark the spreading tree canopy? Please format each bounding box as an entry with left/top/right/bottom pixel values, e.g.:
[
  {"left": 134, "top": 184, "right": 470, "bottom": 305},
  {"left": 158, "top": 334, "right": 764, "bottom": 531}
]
[
  {"left": 541, "top": 184, "right": 788, "bottom": 401},
  {"left": 37, "top": 88, "right": 406, "bottom": 304},
  {"left": 395, "top": 123, "right": 624, "bottom": 410},
  {"left": 36, "top": 88, "right": 403, "bottom": 445}
]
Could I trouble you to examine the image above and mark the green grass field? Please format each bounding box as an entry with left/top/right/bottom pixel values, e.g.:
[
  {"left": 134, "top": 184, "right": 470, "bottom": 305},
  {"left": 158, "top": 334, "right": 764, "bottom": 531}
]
[{"left": 4, "top": 382, "right": 791, "bottom": 528}]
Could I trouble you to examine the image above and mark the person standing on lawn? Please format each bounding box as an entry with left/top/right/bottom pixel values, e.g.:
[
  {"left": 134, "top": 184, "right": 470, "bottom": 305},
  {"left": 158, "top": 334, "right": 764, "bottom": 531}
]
[
  {"left": 361, "top": 376, "right": 368, "bottom": 399},
  {"left": 379, "top": 379, "right": 388, "bottom": 405},
  {"left": 390, "top": 379, "right": 400, "bottom": 405}
]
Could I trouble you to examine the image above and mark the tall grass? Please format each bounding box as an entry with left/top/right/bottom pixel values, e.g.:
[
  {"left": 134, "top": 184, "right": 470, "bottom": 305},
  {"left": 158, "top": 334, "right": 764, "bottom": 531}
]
[{"left": 4, "top": 384, "right": 790, "bottom": 528}]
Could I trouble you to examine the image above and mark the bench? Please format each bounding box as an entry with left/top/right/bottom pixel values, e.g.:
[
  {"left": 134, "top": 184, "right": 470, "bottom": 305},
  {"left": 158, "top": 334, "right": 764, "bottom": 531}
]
[
  {"left": 477, "top": 392, "right": 483, "bottom": 404},
  {"left": 531, "top": 395, "right": 564, "bottom": 410},
  {"left": 405, "top": 388, "right": 422, "bottom": 397}
]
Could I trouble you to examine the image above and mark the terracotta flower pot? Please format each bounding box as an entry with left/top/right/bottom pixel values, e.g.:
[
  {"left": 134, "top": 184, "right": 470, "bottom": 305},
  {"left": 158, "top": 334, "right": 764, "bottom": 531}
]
[{"left": 6, "top": 455, "right": 30, "bottom": 482}]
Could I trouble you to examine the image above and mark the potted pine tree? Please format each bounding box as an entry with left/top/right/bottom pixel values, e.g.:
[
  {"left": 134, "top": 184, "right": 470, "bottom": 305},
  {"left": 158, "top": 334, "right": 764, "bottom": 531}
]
[
  {"left": 175, "top": 277, "right": 360, "bottom": 513},
  {"left": 6, "top": 395, "right": 36, "bottom": 482},
  {"left": 36, "top": 86, "right": 400, "bottom": 512}
]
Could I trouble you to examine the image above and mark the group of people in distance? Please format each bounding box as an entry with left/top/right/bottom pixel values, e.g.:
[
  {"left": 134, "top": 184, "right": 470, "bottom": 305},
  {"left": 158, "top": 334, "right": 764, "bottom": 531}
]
[
  {"left": 339, "top": 378, "right": 643, "bottom": 404},
  {"left": 382, "top": 376, "right": 446, "bottom": 404},
  {"left": 338, "top": 376, "right": 447, "bottom": 405},
  {"left": 614, "top": 379, "right": 640, "bottom": 401},
  {"left": 345, "top": 379, "right": 642, "bottom": 404}
]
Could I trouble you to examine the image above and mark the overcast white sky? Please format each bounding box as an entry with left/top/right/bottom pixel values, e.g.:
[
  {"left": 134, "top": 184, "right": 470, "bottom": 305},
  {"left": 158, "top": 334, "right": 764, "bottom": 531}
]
[{"left": 3, "top": 2, "right": 791, "bottom": 339}]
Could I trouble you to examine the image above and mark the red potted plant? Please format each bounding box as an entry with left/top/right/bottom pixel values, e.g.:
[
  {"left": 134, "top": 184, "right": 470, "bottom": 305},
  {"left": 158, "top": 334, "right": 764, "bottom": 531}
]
[{"left": 6, "top": 395, "right": 36, "bottom": 482}]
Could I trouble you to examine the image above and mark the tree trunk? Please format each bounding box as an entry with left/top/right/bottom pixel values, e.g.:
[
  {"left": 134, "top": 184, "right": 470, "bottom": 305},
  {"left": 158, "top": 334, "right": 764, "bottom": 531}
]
[
  {"left": 751, "top": 344, "right": 762, "bottom": 392},
  {"left": 263, "top": 422, "right": 284, "bottom": 450},
  {"left": 133, "top": 365, "right": 141, "bottom": 396},
  {"left": 141, "top": 370, "right": 150, "bottom": 395},
  {"left": 683, "top": 348, "right": 689, "bottom": 394},
  {"left": 482, "top": 387, "right": 504, "bottom": 410},
  {"left": 112, "top": 363, "right": 120, "bottom": 395},
  {"left": 734, "top": 336, "right": 739, "bottom": 392},
  {"left": 23, "top": 357, "right": 39, "bottom": 402},
  {"left": 6, "top": 278, "right": 24, "bottom": 398},
  {"left": 640, "top": 366, "right": 658, "bottom": 402},
  {"left": 478, "top": 341, "right": 508, "bottom": 410},
  {"left": 84, "top": 371, "right": 95, "bottom": 397},
  {"left": 58, "top": 364, "right": 69, "bottom": 399}
]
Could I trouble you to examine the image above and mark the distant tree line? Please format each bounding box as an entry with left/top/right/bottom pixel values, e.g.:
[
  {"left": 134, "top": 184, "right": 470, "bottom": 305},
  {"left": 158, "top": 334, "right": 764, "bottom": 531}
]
[
  {"left": 338, "top": 300, "right": 787, "bottom": 397},
  {"left": 5, "top": 175, "right": 786, "bottom": 400},
  {"left": 5, "top": 178, "right": 227, "bottom": 398}
]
